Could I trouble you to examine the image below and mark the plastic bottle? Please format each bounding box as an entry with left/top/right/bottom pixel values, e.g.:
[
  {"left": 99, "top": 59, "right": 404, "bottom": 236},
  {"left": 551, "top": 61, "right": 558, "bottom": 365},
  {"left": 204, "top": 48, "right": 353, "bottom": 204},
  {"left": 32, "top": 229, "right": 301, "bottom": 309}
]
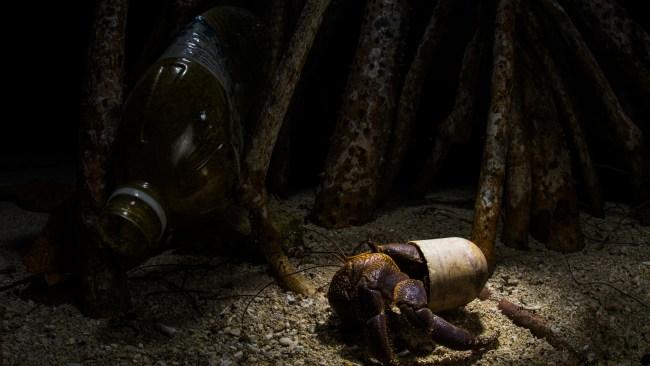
[{"left": 99, "top": 7, "right": 268, "bottom": 259}]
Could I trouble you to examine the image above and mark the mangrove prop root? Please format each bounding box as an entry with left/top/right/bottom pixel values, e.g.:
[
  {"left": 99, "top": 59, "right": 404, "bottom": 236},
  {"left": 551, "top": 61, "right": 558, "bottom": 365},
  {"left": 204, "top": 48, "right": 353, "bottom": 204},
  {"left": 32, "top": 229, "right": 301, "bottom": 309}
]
[
  {"left": 501, "top": 57, "right": 531, "bottom": 250},
  {"left": 411, "top": 5, "right": 485, "bottom": 197},
  {"left": 250, "top": 204, "right": 316, "bottom": 295},
  {"left": 561, "top": 0, "right": 650, "bottom": 105},
  {"left": 521, "top": 46, "right": 584, "bottom": 252},
  {"left": 538, "top": 0, "right": 644, "bottom": 198},
  {"left": 267, "top": 0, "right": 290, "bottom": 73},
  {"left": 266, "top": 0, "right": 292, "bottom": 195},
  {"left": 241, "top": 0, "right": 331, "bottom": 295},
  {"left": 243, "top": 0, "right": 331, "bottom": 193},
  {"left": 379, "top": 0, "right": 456, "bottom": 199},
  {"left": 312, "top": 0, "right": 407, "bottom": 228},
  {"left": 471, "top": 0, "right": 515, "bottom": 268},
  {"left": 522, "top": 6, "right": 604, "bottom": 217},
  {"left": 76, "top": 222, "right": 131, "bottom": 318},
  {"left": 77, "top": 0, "right": 130, "bottom": 318},
  {"left": 80, "top": 0, "right": 128, "bottom": 212}
]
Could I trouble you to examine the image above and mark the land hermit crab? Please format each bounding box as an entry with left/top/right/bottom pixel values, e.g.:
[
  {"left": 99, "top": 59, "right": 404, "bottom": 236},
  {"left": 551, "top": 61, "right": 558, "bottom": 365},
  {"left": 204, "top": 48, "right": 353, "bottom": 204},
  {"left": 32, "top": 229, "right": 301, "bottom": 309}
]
[{"left": 328, "top": 237, "right": 496, "bottom": 365}]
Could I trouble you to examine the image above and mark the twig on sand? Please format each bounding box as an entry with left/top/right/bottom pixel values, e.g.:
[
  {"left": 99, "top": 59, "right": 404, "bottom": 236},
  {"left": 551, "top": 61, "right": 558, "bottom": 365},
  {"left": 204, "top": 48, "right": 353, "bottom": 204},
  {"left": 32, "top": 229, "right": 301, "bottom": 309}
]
[{"left": 479, "top": 288, "right": 580, "bottom": 359}]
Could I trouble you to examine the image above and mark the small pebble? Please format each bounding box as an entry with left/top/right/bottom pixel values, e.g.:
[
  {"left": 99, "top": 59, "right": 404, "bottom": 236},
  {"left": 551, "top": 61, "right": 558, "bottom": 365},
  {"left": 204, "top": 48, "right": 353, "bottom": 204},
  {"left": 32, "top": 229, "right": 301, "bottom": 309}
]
[
  {"left": 505, "top": 278, "right": 519, "bottom": 287},
  {"left": 279, "top": 337, "right": 292, "bottom": 346}
]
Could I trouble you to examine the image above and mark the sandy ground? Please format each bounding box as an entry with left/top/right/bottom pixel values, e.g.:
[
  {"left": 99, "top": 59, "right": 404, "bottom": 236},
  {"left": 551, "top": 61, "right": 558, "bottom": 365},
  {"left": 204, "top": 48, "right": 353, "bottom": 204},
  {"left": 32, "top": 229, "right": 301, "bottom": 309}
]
[{"left": 1, "top": 188, "right": 649, "bottom": 366}]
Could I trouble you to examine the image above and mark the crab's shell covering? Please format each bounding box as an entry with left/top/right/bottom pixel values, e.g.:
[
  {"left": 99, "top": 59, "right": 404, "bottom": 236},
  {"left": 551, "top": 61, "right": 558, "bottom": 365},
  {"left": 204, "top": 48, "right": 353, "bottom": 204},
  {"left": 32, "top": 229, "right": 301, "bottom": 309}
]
[{"left": 409, "top": 237, "right": 488, "bottom": 312}]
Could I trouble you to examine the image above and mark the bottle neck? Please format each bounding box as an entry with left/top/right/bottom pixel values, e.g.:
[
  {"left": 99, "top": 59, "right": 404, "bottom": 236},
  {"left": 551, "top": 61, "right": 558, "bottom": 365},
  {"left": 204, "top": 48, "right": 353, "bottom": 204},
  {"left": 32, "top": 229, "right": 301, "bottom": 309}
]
[{"left": 99, "top": 181, "right": 167, "bottom": 259}]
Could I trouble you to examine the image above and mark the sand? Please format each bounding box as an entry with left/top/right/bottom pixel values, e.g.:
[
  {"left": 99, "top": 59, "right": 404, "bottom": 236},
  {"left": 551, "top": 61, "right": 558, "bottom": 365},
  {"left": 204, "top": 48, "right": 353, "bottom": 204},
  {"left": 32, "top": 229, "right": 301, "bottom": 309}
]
[{"left": 1, "top": 188, "right": 649, "bottom": 365}]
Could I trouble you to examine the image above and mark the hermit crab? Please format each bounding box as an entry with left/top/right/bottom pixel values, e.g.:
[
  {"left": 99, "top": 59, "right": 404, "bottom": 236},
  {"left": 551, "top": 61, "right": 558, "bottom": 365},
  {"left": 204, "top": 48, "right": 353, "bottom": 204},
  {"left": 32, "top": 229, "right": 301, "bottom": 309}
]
[{"left": 328, "top": 237, "right": 496, "bottom": 365}]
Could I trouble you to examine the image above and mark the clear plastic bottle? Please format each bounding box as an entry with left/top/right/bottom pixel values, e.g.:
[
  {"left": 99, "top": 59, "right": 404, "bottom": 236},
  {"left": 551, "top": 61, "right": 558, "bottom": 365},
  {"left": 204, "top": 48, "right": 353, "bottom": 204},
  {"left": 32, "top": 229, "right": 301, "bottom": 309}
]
[{"left": 99, "top": 7, "right": 268, "bottom": 259}]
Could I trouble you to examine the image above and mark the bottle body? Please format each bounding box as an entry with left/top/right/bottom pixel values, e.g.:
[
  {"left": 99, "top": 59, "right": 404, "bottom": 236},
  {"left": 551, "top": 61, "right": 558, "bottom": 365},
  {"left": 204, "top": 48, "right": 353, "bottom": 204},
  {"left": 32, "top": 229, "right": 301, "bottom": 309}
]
[{"left": 100, "top": 7, "right": 268, "bottom": 258}]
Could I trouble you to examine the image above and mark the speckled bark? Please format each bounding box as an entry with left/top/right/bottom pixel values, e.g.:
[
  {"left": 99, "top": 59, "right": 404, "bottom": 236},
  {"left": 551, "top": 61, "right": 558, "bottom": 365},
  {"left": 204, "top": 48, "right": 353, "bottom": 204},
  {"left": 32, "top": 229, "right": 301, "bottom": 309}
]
[
  {"left": 559, "top": 0, "right": 650, "bottom": 106},
  {"left": 266, "top": 0, "right": 292, "bottom": 195},
  {"left": 268, "top": 0, "right": 290, "bottom": 73},
  {"left": 78, "top": 0, "right": 130, "bottom": 318},
  {"left": 538, "top": 0, "right": 644, "bottom": 210},
  {"left": 80, "top": 0, "right": 128, "bottom": 213},
  {"left": 521, "top": 6, "right": 604, "bottom": 218},
  {"left": 311, "top": 0, "right": 407, "bottom": 228},
  {"left": 501, "top": 64, "right": 530, "bottom": 250},
  {"left": 243, "top": 0, "right": 331, "bottom": 197},
  {"left": 521, "top": 57, "right": 583, "bottom": 253},
  {"left": 545, "top": 64, "right": 604, "bottom": 218},
  {"left": 379, "top": 0, "right": 455, "bottom": 198},
  {"left": 471, "top": 0, "right": 515, "bottom": 268},
  {"left": 267, "top": 120, "right": 292, "bottom": 195},
  {"left": 410, "top": 8, "right": 486, "bottom": 196},
  {"left": 241, "top": 0, "right": 331, "bottom": 295}
]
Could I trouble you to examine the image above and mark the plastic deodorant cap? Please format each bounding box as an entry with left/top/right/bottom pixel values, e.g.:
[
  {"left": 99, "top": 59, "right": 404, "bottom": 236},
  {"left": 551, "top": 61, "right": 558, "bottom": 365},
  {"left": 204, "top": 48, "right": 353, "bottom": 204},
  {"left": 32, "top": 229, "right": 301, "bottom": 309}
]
[{"left": 409, "top": 237, "right": 488, "bottom": 312}]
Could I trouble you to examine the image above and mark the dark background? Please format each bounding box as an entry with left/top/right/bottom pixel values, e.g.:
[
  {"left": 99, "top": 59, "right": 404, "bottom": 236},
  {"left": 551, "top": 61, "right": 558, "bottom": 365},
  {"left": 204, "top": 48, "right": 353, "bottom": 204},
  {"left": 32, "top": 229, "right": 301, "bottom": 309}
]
[
  {"left": 2, "top": 2, "right": 93, "bottom": 170},
  {"left": 3, "top": 1, "right": 648, "bottom": 193}
]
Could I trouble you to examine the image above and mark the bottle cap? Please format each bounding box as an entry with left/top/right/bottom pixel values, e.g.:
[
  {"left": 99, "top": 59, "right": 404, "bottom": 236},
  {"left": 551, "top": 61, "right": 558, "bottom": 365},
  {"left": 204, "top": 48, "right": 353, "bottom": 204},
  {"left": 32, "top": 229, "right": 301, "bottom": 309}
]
[
  {"left": 108, "top": 186, "right": 167, "bottom": 236},
  {"left": 99, "top": 183, "right": 167, "bottom": 258}
]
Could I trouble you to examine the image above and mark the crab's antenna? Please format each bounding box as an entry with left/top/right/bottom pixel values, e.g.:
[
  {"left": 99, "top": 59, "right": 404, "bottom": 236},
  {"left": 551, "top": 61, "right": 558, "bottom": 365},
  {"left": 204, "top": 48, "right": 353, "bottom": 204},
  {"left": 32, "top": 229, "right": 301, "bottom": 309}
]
[
  {"left": 303, "top": 226, "right": 347, "bottom": 263},
  {"left": 240, "top": 264, "right": 341, "bottom": 329}
]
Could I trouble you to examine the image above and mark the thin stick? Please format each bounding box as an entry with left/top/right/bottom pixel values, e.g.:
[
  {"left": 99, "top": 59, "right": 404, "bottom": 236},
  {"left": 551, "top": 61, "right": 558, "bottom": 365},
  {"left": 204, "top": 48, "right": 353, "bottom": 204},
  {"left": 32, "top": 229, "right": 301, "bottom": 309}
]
[{"left": 479, "top": 288, "right": 580, "bottom": 358}]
